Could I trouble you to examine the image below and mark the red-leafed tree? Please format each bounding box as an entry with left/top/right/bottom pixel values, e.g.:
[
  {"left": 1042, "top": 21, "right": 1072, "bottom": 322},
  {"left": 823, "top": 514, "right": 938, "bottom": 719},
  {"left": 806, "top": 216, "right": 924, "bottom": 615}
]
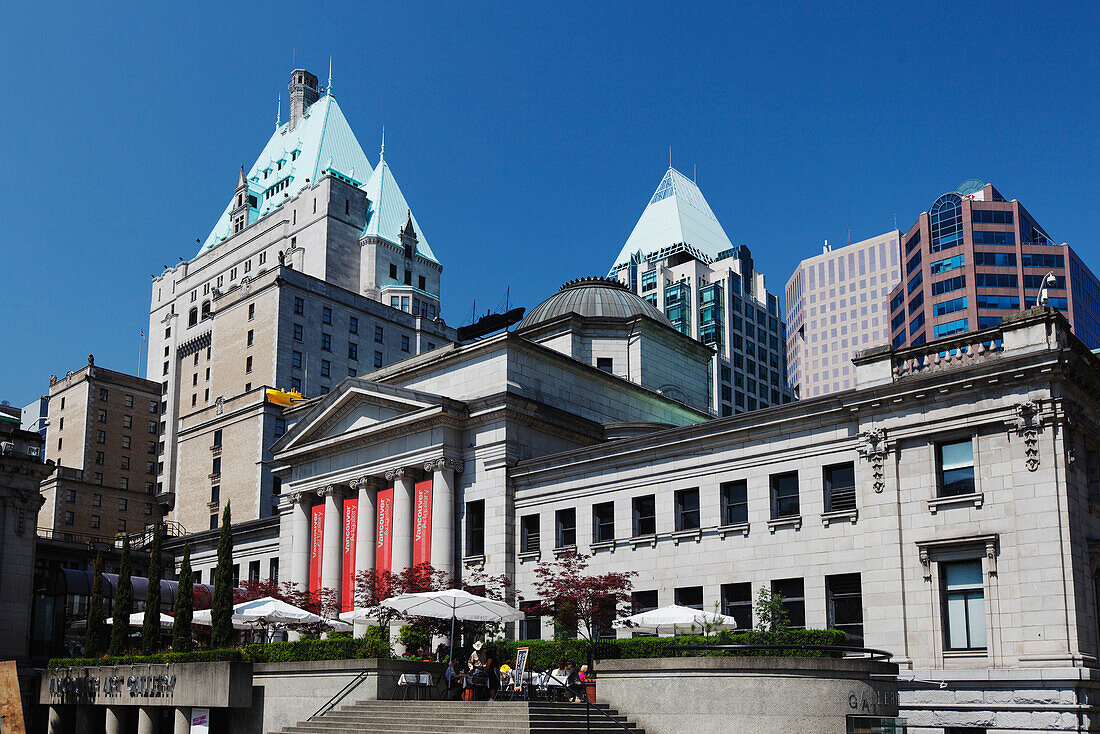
[{"left": 531, "top": 551, "right": 636, "bottom": 662}]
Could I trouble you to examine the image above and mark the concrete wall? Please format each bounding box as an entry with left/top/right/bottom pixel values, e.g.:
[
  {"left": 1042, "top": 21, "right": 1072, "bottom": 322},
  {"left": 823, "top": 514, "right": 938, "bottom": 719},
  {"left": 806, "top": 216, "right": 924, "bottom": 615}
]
[{"left": 596, "top": 656, "right": 899, "bottom": 734}]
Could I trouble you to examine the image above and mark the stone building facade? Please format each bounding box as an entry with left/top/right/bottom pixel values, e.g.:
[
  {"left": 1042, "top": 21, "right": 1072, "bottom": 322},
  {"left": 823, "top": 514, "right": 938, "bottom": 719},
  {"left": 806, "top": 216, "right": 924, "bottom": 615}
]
[
  {"left": 784, "top": 230, "right": 901, "bottom": 399},
  {"left": 146, "top": 68, "right": 455, "bottom": 535},
  {"left": 38, "top": 358, "right": 165, "bottom": 540}
]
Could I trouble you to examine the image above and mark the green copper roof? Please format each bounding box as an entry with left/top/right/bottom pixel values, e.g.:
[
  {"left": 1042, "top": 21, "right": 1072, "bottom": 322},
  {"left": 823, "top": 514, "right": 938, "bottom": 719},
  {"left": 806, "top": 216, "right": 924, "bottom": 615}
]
[
  {"left": 199, "top": 94, "right": 374, "bottom": 254},
  {"left": 361, "top": 156, "right": 438, "bottom": 264}
]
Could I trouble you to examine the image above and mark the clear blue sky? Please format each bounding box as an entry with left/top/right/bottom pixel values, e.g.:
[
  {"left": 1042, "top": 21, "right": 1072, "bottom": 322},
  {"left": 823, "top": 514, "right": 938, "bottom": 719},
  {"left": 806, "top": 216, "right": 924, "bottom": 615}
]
[{"left": 3, "top": 1, "right": 1098, "bottom": 407}]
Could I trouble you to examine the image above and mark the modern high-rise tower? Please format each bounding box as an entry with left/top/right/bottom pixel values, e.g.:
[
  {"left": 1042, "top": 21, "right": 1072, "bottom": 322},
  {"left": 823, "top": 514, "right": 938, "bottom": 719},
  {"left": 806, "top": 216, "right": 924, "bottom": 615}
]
[
  {"left": 610, "top": 167, "right": 792, "bottom": 416},
  {"left": 887, "top": 180, "right": 1100, "bottom": 351},
  {"left": 147, "top": 69, "right": 455, "bottom": 534}
]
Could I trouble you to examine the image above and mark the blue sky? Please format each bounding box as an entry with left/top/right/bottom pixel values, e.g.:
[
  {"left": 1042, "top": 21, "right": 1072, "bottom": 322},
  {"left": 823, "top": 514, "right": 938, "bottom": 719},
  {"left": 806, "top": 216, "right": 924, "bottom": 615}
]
[{"left": 2, "top": 1, "right": 1098, "bottom": 407}]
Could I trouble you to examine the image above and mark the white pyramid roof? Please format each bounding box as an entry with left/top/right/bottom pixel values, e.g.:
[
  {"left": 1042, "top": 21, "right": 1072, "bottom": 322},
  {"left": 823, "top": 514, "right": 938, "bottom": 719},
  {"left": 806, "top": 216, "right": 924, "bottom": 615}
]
[
  {"left": 609, "top": 167, "right": 734, "bottom": 274},
  {"left": 360, "top": 156, "right": 438, "bottom": 264}
]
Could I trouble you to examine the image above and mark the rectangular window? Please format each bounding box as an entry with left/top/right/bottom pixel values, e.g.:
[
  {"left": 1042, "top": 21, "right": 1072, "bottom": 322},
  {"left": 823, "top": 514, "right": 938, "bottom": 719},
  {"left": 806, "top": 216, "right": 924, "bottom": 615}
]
[
  {"left": 374, "top": 325, "right": 384, "bottom": 343},
  {"left": 374, "top": 351, "right": 383, "bottom": 368},
  {"left": 826, "top": 573, "right": 864, "bottom": 645},
  {"left": 596, "top": 357, "right": 613, "bottom": 373},
  {"left": 632, "top": 590, "right": 659, "bottom": 614},
  {"left": 771, "top": 578, "right": 805, "bottom": 629},
  {"left": 1021, "top": 253, "right": 1064, "bottom": 269},
  {"left": 248, "top": 303, "right": 255, "bottom": 320},
  {"left": 632, "top": 495, "right": 656, "bottom": 536},
  {"left": 349, "top": 317, "right": 359, "bottom": 334},
  {"left": 245, "top": 355, "right": 253, "bottom": 373},
  {"left": 1024, "top": 273, "right": 1066, "bottom": 290},
  {"left": 465, "top": 500, "right": 485, "bottom": 557},
  {"left": 95, "top": 451, "right": 104, "bottom": 465},
  {"left": 674, "top": 586, "right": 704, "bottom": 610},
  {"left": 249, "top": 560, "right": 261, "bottom": 582},
  {"left": 770, "top": 471, "right": 800, "bottom": 519},
  {"left": 93, "top": 494, "right": 102, "bottom": 507},
  {"left": 98, "top": 409, "right": 107, "bottom": 423},
  {"left": 974, "top": 272, "right": 1018, "bottom": 289},
  {"left": 274, "top": 417, "right": 287, "bottom": 436},
  {"left": 247, "top": 329, "right": 254, "bottom": 347},
  {"left": 294, "top": 324, "right": 303, "bottom": 342},
  {"left": 211, "top": 485, "right": 220, "bottom": 503},
  {"left": 824, "top": 462, "right": 856, "bottom": 512},
  {"left": 720, "top": 582, "right": 753, "bottom": 631},
  {"left": 943, "top": 560, "right": 986, "bottom": 650},
  {"left": 934, "top": 318, "right": 969, "bottom": 339},
  {"left": 973, "top": 251, "right": 1017, "bottom": 267},
  {"left": 593, "top": 502, "right": 615, "bottom": 542},
  {"left": 520, "top": 514, "right": 540, "bottom": 554},
  {"left": 972, "top": 208, "right": 1013, "bottom": 224},
  {"left": 322, "top": 306, "right": 332, "bottom": 325},
  {"left": 972, "top": 230, "right": 1015, "bottom": 246},
  {"left": 123, "top": 415, "right": 132, "bottom": 429},
  {"left": 929, "top": 253, "right": 965, "bottom": 275},
  {"left": 720, "top": 480, "right": 748, "bottom": 525},
  {"left": 91, "top": 515, "right": 100, "bottom": 528},
  {"left": 348, "top": 342, "right": 358, "bottom": 361},
  {"left": 938, "top": 439, "right": 975, "bottom": 497},
  {"left": 321, "top": 333, "right": 331, "bottom": 352},
  {"left": 210, "top": 513, "right": 218, "bottom": 530},
  {"left": 294, "top": 297, "right": 304, "bottom": 315},
  {"left": 64, "top": 512, "right": 74, "bottom": 526},
  {"left": 555, "top": 508, "right": 577, "bottom": 548},
  {"left": 292, "top": 351, "right": 302, "bottom": 369},
  {"left": 674, "top": 488, "right": 700, "bottom": 531},
  {"left": 269, "top": 558, "right": 279, "bottom": 582},
  {"left": 519, "top": 601, "right": 542, "bottom": 640},
  {"left": 320, "top": 360, "right": 330, "bottom": 378},
  {"left": 212, "top": 457, "right": 221, "bottom": 475},
  {"left": 907, "top": 271, "right": 923, "bottom": 294},
  {"left": 933, "top": 295, "right": 967, "bottom": 317},
  {"left": 931, "top": 275, "right": 966, "bottom": 296},
  {"left": 97, "top": 430, "right": 106, "bottom": 444},
  {"left": 118, "top": 498, "right": 128, "bottom": 511},
  {"left": 975, "top": 294, "right": 1020, "bottom": 310},
  {"left": 400, "top": 335, "right": 410, "bottom": 353}
]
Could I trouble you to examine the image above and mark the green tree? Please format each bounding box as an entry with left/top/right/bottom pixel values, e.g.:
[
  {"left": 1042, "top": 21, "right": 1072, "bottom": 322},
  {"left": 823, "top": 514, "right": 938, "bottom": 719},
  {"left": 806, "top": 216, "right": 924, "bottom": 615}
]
[
  {"left": 84, "top": 553, "right": 108, "bottom": 657},
  {"left": 110, "top": 535, "right": 133, "bottom": 655},
  {"left": 172, "top": 543, "right": 194, "bottom": 652},
  {"left": 211, "top": 501, "right": 236, "bottom": 649},
  {"left": 142, "top": 522, "right": 164, "bottom": 655},
  {"left": 754, "top": 586, "right": 789, "bottom": 634}
]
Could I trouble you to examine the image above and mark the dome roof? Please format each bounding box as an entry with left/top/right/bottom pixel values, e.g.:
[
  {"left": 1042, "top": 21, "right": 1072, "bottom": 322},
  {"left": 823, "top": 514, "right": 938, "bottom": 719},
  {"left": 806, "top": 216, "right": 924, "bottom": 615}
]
[{"left": 517, "top": 277, "right": 672, "bottom": 330}]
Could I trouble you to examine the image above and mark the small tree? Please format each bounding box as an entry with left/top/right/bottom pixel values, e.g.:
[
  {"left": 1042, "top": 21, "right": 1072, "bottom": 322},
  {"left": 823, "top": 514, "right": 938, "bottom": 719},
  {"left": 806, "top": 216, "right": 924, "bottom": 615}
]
[
  {"left": 84, "top": 553, "right": 108, "bottom": 657},
  {"left": 355, "top": 568, "right": 403, "bottom": 634},
  {"left": 110, "top": 535, "right": 134, "bottom": 655},
  {"left": 172, "top": 543, "right": 194, "bottom": 652},
  {"left": 142, "top": 522, "right": 164, "bottom": 655},
  {"left": 531, "top": 551, "right": 636, "bottom": 664},
  {"left": 754, "top": 586, "right": 789, "bottom": 634},
  {"left": 211, "top": 502, "right": 236, "bottom": 648}
]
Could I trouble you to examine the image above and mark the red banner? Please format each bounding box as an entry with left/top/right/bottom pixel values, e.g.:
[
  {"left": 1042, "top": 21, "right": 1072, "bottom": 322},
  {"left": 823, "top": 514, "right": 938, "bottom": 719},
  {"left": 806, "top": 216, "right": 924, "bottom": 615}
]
[
  {"left": 413, "top": 479, "right": 433, "bottom": 567},
  {"left": 376, "top": 487, "right": 394, "bottom": 576},
  {"left": 309, "top": 504, "right": 324, "bottom": 593},
  {"left": 342, "top": 498, "right": 358, "bottom": 612}
]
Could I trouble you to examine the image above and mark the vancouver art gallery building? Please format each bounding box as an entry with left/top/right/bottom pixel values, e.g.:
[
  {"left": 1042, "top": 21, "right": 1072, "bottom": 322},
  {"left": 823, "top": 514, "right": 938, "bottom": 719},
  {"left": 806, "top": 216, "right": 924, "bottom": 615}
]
[{"left": 266, "top": 277, "right": 1100, "bottom": 732}]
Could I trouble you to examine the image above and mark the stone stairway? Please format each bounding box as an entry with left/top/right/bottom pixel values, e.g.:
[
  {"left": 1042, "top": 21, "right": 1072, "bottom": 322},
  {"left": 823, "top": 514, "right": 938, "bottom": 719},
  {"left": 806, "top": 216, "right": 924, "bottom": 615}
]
[{"left": 277, "top": 700, "right": 645, "bottom": 734}]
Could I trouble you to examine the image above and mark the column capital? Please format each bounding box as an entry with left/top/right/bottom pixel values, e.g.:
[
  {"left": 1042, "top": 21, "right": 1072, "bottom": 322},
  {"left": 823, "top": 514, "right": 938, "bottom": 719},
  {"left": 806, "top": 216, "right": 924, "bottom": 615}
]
[
  {"left": 282, "top": 489, "right": 315, "bottom": 508},
  {"left": 317, "top": 484, "right": 348, "bottom": 499},
  {"left": 349, "top": 475, "right": 384, "bottom": 492},
  {"left": 424, "top": 457, "right": 464, "bottom": 474},
  {"left": 385, "top": 466, "right": 417, "bottom": 481}
]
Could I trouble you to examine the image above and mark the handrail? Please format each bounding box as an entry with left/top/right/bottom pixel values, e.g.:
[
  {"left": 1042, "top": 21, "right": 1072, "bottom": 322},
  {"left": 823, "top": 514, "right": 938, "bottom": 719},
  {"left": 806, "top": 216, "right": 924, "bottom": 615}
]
[
  {"left": 542, "top": 671, "right": 638, "bottom": 734},
  {"left": 309, "top": 670, "right": 370, "bottom": 720},
  {"left": 666, "top": 644, "right": 893, "bottom": 661}
]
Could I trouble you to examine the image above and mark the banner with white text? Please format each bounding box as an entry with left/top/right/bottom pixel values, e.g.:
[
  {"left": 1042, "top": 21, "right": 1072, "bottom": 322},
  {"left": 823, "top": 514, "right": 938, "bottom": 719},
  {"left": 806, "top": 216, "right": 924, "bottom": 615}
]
[
  {"left": 310, "top": 504, "right": 324, "bottom": 593},
  {"left": 413, "top": 479, "right": 433, "bottom": 567},
  {"left": 342, "top": 497, "right": 358, "bottom": 611},
  {"left": 376, "top": 487, "right": 394, "bottom": 576}
]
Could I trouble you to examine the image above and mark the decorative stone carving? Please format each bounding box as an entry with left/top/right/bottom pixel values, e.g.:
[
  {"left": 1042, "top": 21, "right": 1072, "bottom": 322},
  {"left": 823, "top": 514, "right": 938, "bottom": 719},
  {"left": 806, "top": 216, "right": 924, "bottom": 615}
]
[
  {"left": 384, "top": 467, "right": 408, "bottom": 481},
  {"left": 349, "top": 476, "right": 382, "bottom": 492},
  {"left": 919, "top": 548, "right": 931, "bottom": 580},
  {"left": 215, "top": 396, "right": 225, "bottom": 416},
  {"left": 316, "top": 484, "right": 346, "bottom": 499},
  {"left": 424, "top": 457, "right": 464, "bottom": 474},
  {"left": 1007, "top": 400, "right": 1042, "bottom": 472},
  {"left": 858, "top": 428, "right": 892, "bottom": 493}
]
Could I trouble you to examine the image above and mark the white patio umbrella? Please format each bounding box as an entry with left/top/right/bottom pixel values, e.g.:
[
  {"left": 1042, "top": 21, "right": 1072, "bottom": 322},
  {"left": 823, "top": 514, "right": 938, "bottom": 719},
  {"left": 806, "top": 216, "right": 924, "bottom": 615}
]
[
  {"left": 193, "top": 597, "right": 350, "bottom": 636},
  {"left": 338, "top": 606, "right": 382, "bottom": 624},
  {"left": 613, "top": 604, "right": 740, "bottom": 636},
  {"left": 73, "top": 612, "right": 174, "bottom": 630},
  {"left": 382, "top": 589, "right": 523, "bottom": 665}
]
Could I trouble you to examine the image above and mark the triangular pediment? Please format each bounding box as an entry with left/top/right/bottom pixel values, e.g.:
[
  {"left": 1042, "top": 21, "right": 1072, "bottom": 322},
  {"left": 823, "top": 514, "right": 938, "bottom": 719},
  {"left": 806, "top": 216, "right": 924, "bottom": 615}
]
[{"left": 272, "top": 378, "right": 449, "bottom": 454}]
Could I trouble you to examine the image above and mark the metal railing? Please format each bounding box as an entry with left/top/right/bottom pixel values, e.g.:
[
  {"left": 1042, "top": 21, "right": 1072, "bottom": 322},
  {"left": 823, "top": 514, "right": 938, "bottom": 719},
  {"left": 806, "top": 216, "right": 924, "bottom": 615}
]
[
  {"left": 310, "top": 670, "right": 370, "bottom": 720},
  {"left": 666, "top": 643, "right": 893, "bottom": 661},
  {"left": 542, "top": 671, "right": 638, "bottom": 734}
]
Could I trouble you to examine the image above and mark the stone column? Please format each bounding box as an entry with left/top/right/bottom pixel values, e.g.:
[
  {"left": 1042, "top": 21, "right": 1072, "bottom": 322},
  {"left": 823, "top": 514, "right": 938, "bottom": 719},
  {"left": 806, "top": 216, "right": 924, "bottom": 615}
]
[
  {"left": 173, "top": 707, "right": 191, "bottom": 734},
  {"left": 387, "top": 468, "right": 416, "bottom": 573},
  {"left": 74, "top": 706, "right": 96, "bottom": 734},
  {"left": 47, "top": 706, "right": 67, "bottom": 734},
  {"left": 319, "top": 485, "right": 346, "bottom": 595},
  {"left": 288, "top": 491, "right": 313, "bottom": 591},
  {"left": 138, "top": 705, "right": 159, "bottom": 734},
  {"left": 424, "top": 458, "right": 463, "bottom": 575},
  {"left": 105, "top": 706, "right": 125, "bottom": 734},
  {"left": 352, "top": 477, "right": 379, "bottom": 583}
]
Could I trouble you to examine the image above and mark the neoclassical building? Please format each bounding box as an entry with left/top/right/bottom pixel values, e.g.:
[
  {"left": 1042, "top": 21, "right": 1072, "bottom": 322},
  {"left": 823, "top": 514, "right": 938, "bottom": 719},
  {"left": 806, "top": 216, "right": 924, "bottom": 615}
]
[{"left": 272, "top": 296, "right": 1100, "bottom": 733}]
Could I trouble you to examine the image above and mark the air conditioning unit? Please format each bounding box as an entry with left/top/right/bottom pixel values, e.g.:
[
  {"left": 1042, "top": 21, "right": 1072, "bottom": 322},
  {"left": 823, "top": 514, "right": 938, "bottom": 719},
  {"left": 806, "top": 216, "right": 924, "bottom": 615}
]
[
  {"left": 0, "top": 441, "right": 14, "bottom": 455},
  {"left": 27, "top": 446, "right": 41, "bottom": 457}
]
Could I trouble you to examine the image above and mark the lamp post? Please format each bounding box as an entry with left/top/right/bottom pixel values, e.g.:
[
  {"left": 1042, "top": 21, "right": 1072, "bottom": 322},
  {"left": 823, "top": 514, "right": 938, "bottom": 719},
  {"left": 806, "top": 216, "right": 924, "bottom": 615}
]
[{"left": 1034, "top": 271, "right": 1058, "bottom": 308}]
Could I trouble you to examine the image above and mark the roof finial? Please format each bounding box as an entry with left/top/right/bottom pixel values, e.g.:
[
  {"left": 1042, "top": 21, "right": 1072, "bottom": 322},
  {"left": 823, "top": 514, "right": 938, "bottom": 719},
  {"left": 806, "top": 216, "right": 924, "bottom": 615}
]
[
  {"left": 380, "top": 126, "right": 385, "bottom": 162},
  {"left": 327, "top": 55, "right": 333, "bottom": 96},
  {"left": 276, "top": 92, "right": 281, "bottom": 129},
  {"left": 669, "top": 146, "right": 672, "bottom": 169}
]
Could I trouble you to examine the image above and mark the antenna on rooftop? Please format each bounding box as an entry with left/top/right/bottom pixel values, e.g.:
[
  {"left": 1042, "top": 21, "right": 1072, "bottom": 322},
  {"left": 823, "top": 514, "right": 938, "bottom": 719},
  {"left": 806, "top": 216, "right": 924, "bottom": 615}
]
[
  {"left": 276, "top": 93, "right": 281, "bottom": 129},
  {"left": 669, "top": 146, "right": 672, "bottom": 169},
  {"left": 327, "top": 55, "right": 333, "bottom": 96},
  {"left": 380, "top": 126, "right": 385, "bottom": 161},
  {"left": 693, "top": 164, "right": 696, "bottom": 182}
]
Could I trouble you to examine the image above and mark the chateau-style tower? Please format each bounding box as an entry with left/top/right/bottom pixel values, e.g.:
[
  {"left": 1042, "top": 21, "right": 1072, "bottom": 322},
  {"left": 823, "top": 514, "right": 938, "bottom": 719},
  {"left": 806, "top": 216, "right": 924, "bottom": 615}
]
[{"left": 288, "top": 69, "right": 320, "bottom": 130}]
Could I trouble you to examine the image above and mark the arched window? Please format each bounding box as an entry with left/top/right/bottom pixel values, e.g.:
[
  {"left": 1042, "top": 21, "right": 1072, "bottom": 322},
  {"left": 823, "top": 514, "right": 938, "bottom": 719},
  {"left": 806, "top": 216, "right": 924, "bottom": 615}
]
[
  {"left": 200, "top": 301, "right": 212, "bottom": 320},
  {"left": 188, "top": 308, "right": 198, "bottom": 327},
  {"left": 930, "top": 193, "right": 963, "bottom": 253}
]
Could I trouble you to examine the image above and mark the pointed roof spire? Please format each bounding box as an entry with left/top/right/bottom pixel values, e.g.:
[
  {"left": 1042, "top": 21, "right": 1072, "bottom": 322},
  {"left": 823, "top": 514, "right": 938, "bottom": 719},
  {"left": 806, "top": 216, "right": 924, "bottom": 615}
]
[
  {"left": 237, "top": 165, "right": 247, "bottom": 188},
  {"left": 276, "top": 93, "right": 281, "bottom": 129},
  {"left": 380, "top": 126, "right": 385, "bottom": 162},
  {"left": 326, "top": 55, "right": 333, "bottom": 97}
]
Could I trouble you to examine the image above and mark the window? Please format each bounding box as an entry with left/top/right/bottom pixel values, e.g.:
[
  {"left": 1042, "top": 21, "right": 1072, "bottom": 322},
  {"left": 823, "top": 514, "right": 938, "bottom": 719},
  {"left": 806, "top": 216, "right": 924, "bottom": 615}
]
[
  {"left": 930, "top": 253, "right": 965, "bottom": 275},
  {"left": 937, "top": 439, "right": 975, "bottom": 496},
  {"left": 674, "top": 488, "right": 700, "bottom": 531},
  {"left": 348, "top": 343, "right": 358, "bottom": 361},
  {"left": 120, "top": 456, "right": 130, "bottom": 470},
  {"left": 632, "top": 590, "right": 659, "bottom": 614},
  {"left": 934, "top": 318, "right": 969, "bottom": 339},
  {"left": 375, "top": 325, "right": 384, "bottom": 343},
  {"left": 249, "top": 560, "right": 261, "bottom": 582},
  {"left": 245, "top": 356, "right": 253, "bottom": 373},
  {"left": 389, "top": 263, "right": 398, "bottom": 279},
  {"left": 320, "top": 360, "right": 330, "bottom": 378},
  {"left": 294, "top": 324, "right": 303, "bottom": 342},
  {"left": 98, "top": 409, "right": 107, "bottom": 423},
  {"left": 1024, "top": 273, "right": 1066, "bottom": 290},
  {"left": 972, "top": 230, "right": 1015, "bottom": 246},
  {"left": 66, "top": 489, "right": 76, "bottom": 503},
  {"left": 593, "top": 502, "right": 615, "bottom": 542},
  {"left": 292, "top": 351, "right": 302, "bottom": 369},
  {"left": 519, "top": 601, "right": 542, "bottom": 640},
  {"left": 248, "top": 303, "right": 255, "bottom": 321},
  {"left": 91, "top": 515, "right": 100, "bottom": 529},
  {"left": 212, "top": 457, "right": 221, "bottom": 476},
  {"left": 269, "top": 558, "right": 279, "bottom": 582},
  {"left": 674, "top": 586, "right": 703, "bottom": 610},
  {"left": 972, "top": 208, "right": 1013, "bottom": 224},
  {"left": 210, "top": 485, "right": 220, "bottom": 503},
  {"left": 720, "top": 480, "right": 748, "bottom": 525},
  {"left": 929, "top": 193, "right": 963, "bottom": 252},
  {"left": 118, "top": 498, "right": 128, "bottom": 512},
  {"left": 465, "top": 500, "right": 485, "bottom": 557},
  {"left": 400, "top": 335, "right": 410, "bottom": 353},
  {"left": 374, "top": 352, "right": 383, "bottom": 368},
  {"left": 771, "top": 578, "right": 805, "bottom": 628},
  {"left": 212, "top": 429, "right": 222, "bottom": 447},
  {"left": 321, "top": 333, "right": 331, "bottom": 352},
  {"left": 596, "top": 357, "right": 613, "bottom": 373},
  {"left": 826, "top": 573, "right": 864, "bottom": 645},
  {"left": 555, "top": 508, "right": 577, "bottom": 548},
  {"left": 974, "top": 251, "right": 1016, "bottom": 267},
  {"left": 294, "top": 297, "right": 304, "bottom": 315},
  {"left": 189, "top": 308, "right": 198, "bottom": 327},
  {"left": 92, "top": 494, "right": 101, "bottom": 507},
  {"left": 943, "top": 560, "right": 986, "bottom": 650},
  {"left": 148, "top": 420, "right": 157, "bottom": 434},
  {"left": 974, "top": 272, "right": 1017, "bottom": 289},
  {"left": 210, "top": 513, "right": 218, "bottom": 531},
  {"left": 97, "top": 430, "right": 106, "bottom": 444},
  {"left": 933, "top": 296, "right": 967, "bottom": 317},
  {"left": 521, "top": 514, "right": 540, "bottom": 554},
  {"left": 94, "top": 472, "right": 103, "bottom": 485},
  {"left": 95, "top": 451, "right": 104, "bottom": 465},
  {"left": 632, "top": 495, "right": 656, "bottom": 536},
  {"left": 770, "top": 471, "right": 799, "bottom": 519},
  {"left": 721, "top": 583, "right": 753, "bottom": 630},
  {"left": 247, "top": 329, "right": 254, "bottom": 346},
  {"left": 823, "top": 463, "right": 856, "bottom": 512},
  {"left": 418, "top": 274, "right": 426, "bottom": 290},
  {"left": 322, "top": 306, "right": 332, "bottom": 324},
  {"left": 1022, "top": 252, "right": 1064, "bottom": 269},
  {"left": 404, "top": 269, "right": 412, "bottom": 285},
  {"left": 274, "top": 418, "right": 287, "bottom": 436},
  {"left": 976, "top": 294, "right": 1019, "bottom": 310},
  {"left": 349, "top": 317, "right": 358, "bottom": 334}
]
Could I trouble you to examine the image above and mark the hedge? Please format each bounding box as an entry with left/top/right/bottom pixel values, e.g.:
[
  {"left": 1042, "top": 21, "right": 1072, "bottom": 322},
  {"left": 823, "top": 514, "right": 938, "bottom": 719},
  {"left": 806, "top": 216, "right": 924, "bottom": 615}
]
[{"left": 49, "top": 630, "right": 389, "bottom": 668}]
